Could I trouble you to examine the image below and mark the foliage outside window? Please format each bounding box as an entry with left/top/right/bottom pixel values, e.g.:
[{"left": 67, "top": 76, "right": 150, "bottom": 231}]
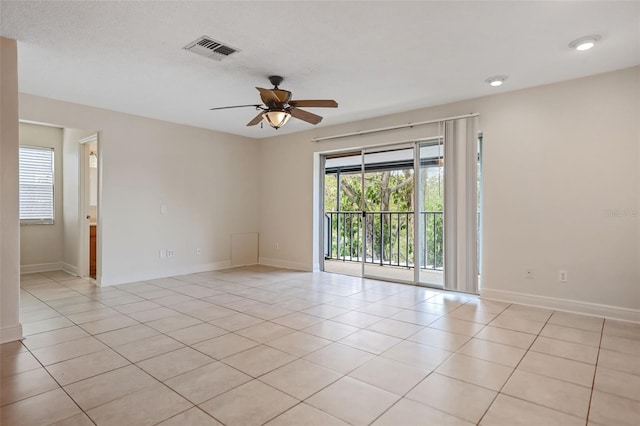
[
  {"left": 324, "top": 166, "right": 444, "bottom": 268},
  {"left": 19, "top": 145, "right": 55, "bottom": 225}
]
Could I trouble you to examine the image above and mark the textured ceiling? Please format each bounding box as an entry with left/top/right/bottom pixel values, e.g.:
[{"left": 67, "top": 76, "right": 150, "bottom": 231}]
[{"left": 2, "top": 1, "right": 639, "bottom": 138}]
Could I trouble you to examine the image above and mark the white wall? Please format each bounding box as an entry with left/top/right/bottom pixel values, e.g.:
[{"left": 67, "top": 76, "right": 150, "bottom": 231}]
[
  {"left": 88, "top": 141, "right": 98, "bottom": 209},
  {"left": 62, "top": 127, "right": 95, "bottom": 275},
  {"left": 0, "top": 37, "right": 22, "bottom": 343},
  {"left": 20, "top": 94, "right": 261, "bottom": 285},
  {"left": 15, "top": 66, "right": 639, "bottom": 320},
  {"left": 19, "top": 123, "right": 64, "bottom": 271},
  {"left": 258, "top": 67, "right": 640, "bottom": 319}
]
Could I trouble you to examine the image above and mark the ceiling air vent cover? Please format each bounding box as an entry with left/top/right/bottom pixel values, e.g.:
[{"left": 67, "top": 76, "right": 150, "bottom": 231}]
[{"left": 183, "top": 36, "right": 240, "bottom": 61}]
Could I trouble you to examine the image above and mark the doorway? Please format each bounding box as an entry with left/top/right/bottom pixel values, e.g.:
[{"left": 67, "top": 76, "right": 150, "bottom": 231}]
[
  {"left": 323, "top": 142, "right": 441, "bottom": 285},
  {"left": 79, "top": 134, "right": 99, "bottom": 280}
]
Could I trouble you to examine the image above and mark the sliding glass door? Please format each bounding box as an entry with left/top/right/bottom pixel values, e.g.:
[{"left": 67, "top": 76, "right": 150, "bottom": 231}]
[
  {"left": 361, "top": 145, "right": 415, "bottom": 283},
  {"left": 323, "top": 151, "right": 364, "bottom": 277},
  {"left": 321, "top": 115, "right": 479, "bottom": 293},
  {"left": 416, "top": 139, "right": 445, "bottom": 286}
]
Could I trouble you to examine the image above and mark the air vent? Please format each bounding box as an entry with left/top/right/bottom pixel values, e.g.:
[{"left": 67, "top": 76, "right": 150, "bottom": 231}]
[{"left": 183, "top": 36, "right": 240, "bottom": 61}]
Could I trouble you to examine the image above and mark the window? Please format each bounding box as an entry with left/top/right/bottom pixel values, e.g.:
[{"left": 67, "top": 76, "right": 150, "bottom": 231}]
[{"left": 19, "top": 145, "right": 55, "bottom": 224}]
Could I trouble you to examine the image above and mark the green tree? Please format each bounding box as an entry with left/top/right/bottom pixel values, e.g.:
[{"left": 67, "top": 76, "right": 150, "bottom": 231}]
[{"left": 324, "top": 166, "right": 444, "bottom": 268}]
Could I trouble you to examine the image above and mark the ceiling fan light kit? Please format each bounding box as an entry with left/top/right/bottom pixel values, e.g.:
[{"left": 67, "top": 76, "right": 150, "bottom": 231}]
[
  {"left": 209, "top": 75, "right": 338, "bottom": 130},
  {"left": 263, "top": 110, "right": 291, "bottom": 129}
]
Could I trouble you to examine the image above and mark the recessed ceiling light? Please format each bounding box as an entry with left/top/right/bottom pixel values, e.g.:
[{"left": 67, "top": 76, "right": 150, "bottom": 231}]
[
  {"left": 485, "top": 76, "right": 507, "bottom": 87},
  {"left": 569, "top": 35, "right": 601, "bottom": 51}
]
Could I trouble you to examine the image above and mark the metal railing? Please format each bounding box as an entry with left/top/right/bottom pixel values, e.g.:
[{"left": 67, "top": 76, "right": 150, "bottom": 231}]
[
  {"left": 324, "top": 211, "right": 443, "bottom": 270},
  {"left": 419, "top": 211, "right": 444, "bottom": 270}
]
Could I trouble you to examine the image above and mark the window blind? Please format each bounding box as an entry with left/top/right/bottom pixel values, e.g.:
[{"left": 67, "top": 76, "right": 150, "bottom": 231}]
[
  {"left": 443, "top": 116, "right": 479, "bottom": 294},
  {"left": 19, "top": 145, "right": 55, "bottom": 224}
]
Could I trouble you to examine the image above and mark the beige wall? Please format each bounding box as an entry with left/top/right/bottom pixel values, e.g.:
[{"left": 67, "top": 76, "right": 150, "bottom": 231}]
[
  {"left": 15, "top": 65, "right": 639, "bottom": 319},
  {"left": 258, "top": 67, "right": 640, "bottom": 317},
  {"left": 19, "top": 123, "right": 64, "bottom": 270},
  {"left": 20, "top": 94, "right": 261, "bottom": 285},
  {"left": 1, "top": 37, "right": 22, "bottom": 343},
  {"left": 62, "top": 127, "right": 95, "bottom": 274}
]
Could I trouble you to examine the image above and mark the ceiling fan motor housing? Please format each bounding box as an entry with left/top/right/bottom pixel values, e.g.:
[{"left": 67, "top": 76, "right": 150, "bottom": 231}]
[{"left": 268, "top": 75, "right": 284, "bottom": 88}]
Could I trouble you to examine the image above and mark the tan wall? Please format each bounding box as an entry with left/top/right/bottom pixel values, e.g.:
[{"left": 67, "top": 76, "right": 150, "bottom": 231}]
[
  {"left": 258, "top": 67, "right": 640, "bottom": 314},
  {"left": 1, "top": 37, "right": 22, "bottom": 343},
  {"left": 19, "top": 123, "right": 64, "bottom": 269},
  {"left": 16, "top": 65, "right": 639, "bottom": 317},
  {"left": 20, "top": 94, "right": 261, "bottom": 285}
]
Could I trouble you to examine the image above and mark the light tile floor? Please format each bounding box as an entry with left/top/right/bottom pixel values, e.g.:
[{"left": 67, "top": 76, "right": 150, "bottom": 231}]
[{"left": 1, "top": 266, "right": 639, "bottom": 425}]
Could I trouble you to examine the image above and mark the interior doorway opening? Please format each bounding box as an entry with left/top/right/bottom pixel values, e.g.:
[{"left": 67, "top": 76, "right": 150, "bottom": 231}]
[{"left": 79, "top": 133, "right": 99, "bottom": 281}]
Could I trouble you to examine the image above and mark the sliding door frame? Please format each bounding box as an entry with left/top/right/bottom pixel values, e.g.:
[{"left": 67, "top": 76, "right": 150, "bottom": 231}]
[{"left": 319, "top": 116, "right": 480, "bottom": 293}]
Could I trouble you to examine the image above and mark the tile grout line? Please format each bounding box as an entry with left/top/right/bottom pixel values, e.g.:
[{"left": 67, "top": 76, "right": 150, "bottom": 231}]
[
  {"left": 12, "top": 336, "right": 99, "bottom": 425},
  {"left": 21, "top": 278, "right": 185, "bottom": 423},
  {"left": 365, "top": 298, "right": 507, "bottom": 425},
  {"left": 14, "top": 270, "right": 636, "bottom": 426},
  {"left": 28, "top": 273, "right": 364, "bottom": 424},
  {"left": 20, "top": 274, "right": 475, "bottom": 425},
  {"left": 584, "top": 317, "right": 606, "bottom": 426},
  {"left": 476, "top": 307, "right": 553, "bottom": 425},
  {"left": 20, "top": 274, "right": 253, "bottom": 425},
  {"left": 21, "top": 277, "right": 204, "bottom": 423}
]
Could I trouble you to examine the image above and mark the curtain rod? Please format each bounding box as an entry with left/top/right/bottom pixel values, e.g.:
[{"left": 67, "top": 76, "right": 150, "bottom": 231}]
[{"left": 310, "top": 113, "right": 479, "bottom": 143}]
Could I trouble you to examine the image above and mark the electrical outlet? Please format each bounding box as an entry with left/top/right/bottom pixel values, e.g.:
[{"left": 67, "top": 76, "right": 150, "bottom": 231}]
[
  {"left": 167, "top": 249, "right": 176, "bottom": 258},
  {"left": 559, "top": 270, "right": 568, "bottom": 282},
  {"left": 196, "top": 248, "right": 201, "bottom": 255},
  {"left": 525, "top": 269, "right": 534, "bottom": 279},
  {"left": 160, "top": 204, "right": 167, "bottom": 214},
  {"left": 159, "top": 249, "right": 166, "bottom": 259}
]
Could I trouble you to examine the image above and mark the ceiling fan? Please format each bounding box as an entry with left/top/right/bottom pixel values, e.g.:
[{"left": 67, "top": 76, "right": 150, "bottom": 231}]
[{"left": 210, "top": 75, "right": 338, "bottom": 129}]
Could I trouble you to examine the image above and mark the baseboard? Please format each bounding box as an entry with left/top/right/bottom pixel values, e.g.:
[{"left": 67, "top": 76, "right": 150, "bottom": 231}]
[
  {"left": 20, "top": 262, "right": 64, "bottom": 274},
  {"left": 259, "top": 257, "right": 312, "bottom": 272},
  {"left": 481, "top": 287, "right": 640, "bottom": 323},
  {"left": 99, "top": 260, "right": 233, "bottom": 286},
  {"left": 62, "top": 263, "right": 79, "bottom": 277},
  {"left": 0, "top": 323, "right": 24, "bottom": 344}
]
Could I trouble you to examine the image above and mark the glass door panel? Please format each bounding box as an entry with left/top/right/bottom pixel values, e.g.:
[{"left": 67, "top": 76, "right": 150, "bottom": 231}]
[
  {"left": 417, "top": 139, "right": 445, "bottom": 287},
  {"left": 323, "top": 151, "right": 364, "bottom": 277},
  {"left": 362, "top": 146, "right": 415, "bottom": 283}
]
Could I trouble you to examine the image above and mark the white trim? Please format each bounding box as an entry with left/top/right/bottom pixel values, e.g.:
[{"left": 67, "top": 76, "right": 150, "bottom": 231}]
[
  {"left": 311, "top": 113, "right": 479, "bottom": 143},
  {"left": 78, "top": 134, "right": 98, "bottom": 144},
  {"left": 99, "top": 261, "right": 232, "bottom": 286},
  {"left": 0, "top": 323, "right": 24, "bottom": 344},
  {"left": 18, "top": 119, "right": 63, "bottom": 129},
  {"left": 62, "top": 263, "right": 79, "bottom": 277},
  {"left": 259, "top": 257, "right": 311, "bottom": 272},
  {"left": 20, "top": 262, "right": 64, "bottom": 274},
  {"left": 481, "top": 287, "right": 640, "bottom": 323}
]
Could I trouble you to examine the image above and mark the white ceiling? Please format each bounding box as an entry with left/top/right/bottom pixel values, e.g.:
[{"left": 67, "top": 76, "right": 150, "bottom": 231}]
[{"left": 2, "top": 1, "right": 639, "bottom": 138}]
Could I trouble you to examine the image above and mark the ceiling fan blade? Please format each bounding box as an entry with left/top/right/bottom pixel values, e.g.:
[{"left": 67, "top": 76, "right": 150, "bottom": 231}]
[
  {"left": 273, "top": 89, "right": 292, "bottom": 103},
  {"left": 210, "top": 104, "right": 262, "bottom": 111},
  {"left": 288, "top": 99, "right": 338, "bottom": 108},
  {"left": 290, "top": 107, "right": 323, "bottom": 125},
  {"left": 256, "top": 87, "right": 280, "bottom": 105},
  {"left": 246, "top": 112, "right": 264, "bottom": 127}
]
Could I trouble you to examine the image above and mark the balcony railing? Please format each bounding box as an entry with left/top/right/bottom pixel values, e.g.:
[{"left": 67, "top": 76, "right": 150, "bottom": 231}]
[{"left": 324, "top": 211, "right": 444, "bottom": 270}]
